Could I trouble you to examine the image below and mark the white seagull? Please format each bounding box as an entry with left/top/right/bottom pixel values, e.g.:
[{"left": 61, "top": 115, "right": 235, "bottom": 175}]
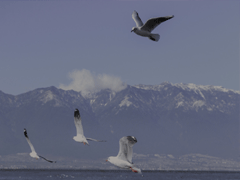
[
  {"left": 106, "top": 136, "right": 142, "bottom": 174},
  {"left": 131, "top": 10, "right": 174, "bottom": 42},
  {"left": 73, "top": 108, "right": 106, "bottom": 145},
  {"left": 23, "top": 128, "right": 56, "bottom": 163}
]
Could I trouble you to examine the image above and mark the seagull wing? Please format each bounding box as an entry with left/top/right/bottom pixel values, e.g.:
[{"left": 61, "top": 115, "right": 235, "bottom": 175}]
[
  {"left": 117, "top": 137, "right": 128, "bottom": 162},
  {"left": 126, "top": 136, "right": 137, "bottom": 164},
  {"left": 24, "top": 129, "right": 36, "bottom": 153},
  {"left": 86, "top": 137, "right": 106, "bottom": 142},
  {"left": 74, "top": 109, "right": 84, "bottom": 136},
  {"left": 141, "top": 15, "right": 174, "bottom": 32},
  {"left": 132, "top": 11, "right": 143, "bottom": 27},
  {"left": 117, "top": 136, "right": 137, "bottom": 164},
  {"left": 39, "top": 155, "right": 56, "bottom": 163}
]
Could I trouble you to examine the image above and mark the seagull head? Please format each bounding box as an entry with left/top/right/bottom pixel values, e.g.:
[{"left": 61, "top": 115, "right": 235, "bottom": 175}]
[
  {"left": 131, "top": 27, "right": 137, "bottom": 32},
  {"left": 106, "top": 156, "right": 113, "bottom": 163}
]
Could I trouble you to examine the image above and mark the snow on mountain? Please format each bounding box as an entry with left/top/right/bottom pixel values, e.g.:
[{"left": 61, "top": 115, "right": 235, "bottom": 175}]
[
  {"left": 133, "top": 82, "right": 239, "bottom": 114},
  {"left": 119, "top": 96, "right": 132, "bottom": 107},
  {"left": 134, "top": 82, "right": 240, "bottom": 95}
]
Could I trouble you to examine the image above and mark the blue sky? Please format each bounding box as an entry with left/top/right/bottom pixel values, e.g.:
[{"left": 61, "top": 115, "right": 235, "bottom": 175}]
[{"left": 0, "top": 0, "right": 239, "bottom": 95}]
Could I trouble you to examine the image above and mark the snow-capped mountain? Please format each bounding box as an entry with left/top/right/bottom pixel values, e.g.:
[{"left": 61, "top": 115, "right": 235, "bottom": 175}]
[{"left": 0, "top": 82, "right": 239, "bottom": 160}]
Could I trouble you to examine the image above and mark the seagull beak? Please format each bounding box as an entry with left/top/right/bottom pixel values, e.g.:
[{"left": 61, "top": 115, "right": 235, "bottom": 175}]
[{"left": 106, "top": 160, "right": 108, "bottom": 162}]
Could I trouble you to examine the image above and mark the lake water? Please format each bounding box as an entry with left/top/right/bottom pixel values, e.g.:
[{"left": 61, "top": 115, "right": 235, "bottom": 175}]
[{"left": 0, "top": 170, "right": 240, "bottom": 180}]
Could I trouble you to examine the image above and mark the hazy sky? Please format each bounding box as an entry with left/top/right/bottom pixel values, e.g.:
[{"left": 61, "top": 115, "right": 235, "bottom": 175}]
[{"left": 1, "top": 0, "right": 239, "bottom": 95}]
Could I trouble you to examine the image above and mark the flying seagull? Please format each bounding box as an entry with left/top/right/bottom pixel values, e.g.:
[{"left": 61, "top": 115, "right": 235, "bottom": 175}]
[
  {"left": 131, "top": 10, "right": 174, "bottom": 42},
  {"left": 23, "top": 128, "right": 56, "bottom": 163},
  {"left": 73, "top": 108, "right": 106, "bottom": 145},
  {"left": 106, "top": 136, "right": 142, "bottom": 175}
]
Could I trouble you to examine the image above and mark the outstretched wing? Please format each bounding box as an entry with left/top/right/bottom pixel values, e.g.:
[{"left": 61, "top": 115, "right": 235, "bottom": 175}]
[
  {"left": 86, "top": 137, "right": 106, "bottom": 142},
  {"left": 39, "top": 155, "right": 56, "bottom": 163},
  {"left": 141, "top": 15, "right": 174, "bottom": 32},
  {"left": 24, "top": 128, "right": 36, "bottom": 153},
  {"left": 132, "top": 10, "right": 143, "bottom": 27},
  {"left": 117, "top": 136, "right": 137, "bottom": 164},
  {"left": 74, "top": 109, "right": 84, "bottom": 136}
]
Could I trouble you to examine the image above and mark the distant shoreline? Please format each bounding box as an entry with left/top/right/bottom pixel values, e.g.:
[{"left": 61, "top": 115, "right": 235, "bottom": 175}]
[{"left": 1, "top": 169, "right": 240, "bottom": 173}]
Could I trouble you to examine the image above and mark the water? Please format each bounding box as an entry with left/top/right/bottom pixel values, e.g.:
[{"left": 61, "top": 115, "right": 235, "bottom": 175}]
[{"left": 0, "top": 170, "right": 240, "bottom": 180}]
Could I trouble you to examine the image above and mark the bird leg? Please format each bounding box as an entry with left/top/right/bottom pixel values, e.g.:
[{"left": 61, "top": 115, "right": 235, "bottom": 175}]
[
  {"left": 130, "top": 167, "right": 138, "bottom": 173},
  {"left": 83, "top": 142, "right": 86, "bottom": 145}
]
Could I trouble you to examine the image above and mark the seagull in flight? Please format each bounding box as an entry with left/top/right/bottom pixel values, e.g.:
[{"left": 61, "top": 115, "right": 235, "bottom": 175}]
[
  {"left": 106, "top": 136, "right": 142, "bottom": 175},
  {"left": 23, "top": 128, "right": 56, "bottom": 163},
  {"left": 131, "top": 10, "right": 174, "bottom": 42},
  {"left": 73, "top": 108, "right": 106, "bottom": 145}
]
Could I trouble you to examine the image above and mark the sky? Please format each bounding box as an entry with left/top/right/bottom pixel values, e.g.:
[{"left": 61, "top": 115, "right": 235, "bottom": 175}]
[{"left": 0, "top": 0, "right": 239, "bottom": 95}]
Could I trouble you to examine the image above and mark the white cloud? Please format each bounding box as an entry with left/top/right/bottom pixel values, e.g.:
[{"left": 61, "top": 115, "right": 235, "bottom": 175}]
[{"left": 59, "top": 69, "right": 127, "bottom": 95}]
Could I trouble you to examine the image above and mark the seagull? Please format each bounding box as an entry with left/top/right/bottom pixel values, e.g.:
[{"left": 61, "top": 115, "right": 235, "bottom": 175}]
[
  {"left": 73, "top": 108, "right": 106, "bottom": 145},
  {"left": 23, "top": 128, "right": 56, "bottom": 163},
  {"left": 131, "top": 10, "right": 174, "bottom": 42},
  {"left": 106, "top": 136, "right": 142, "bottom": 175}
]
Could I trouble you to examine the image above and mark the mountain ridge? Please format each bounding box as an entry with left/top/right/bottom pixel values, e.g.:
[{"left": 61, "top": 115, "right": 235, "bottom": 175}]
[{"left": 0, "top": 82, "right": 239, "bottom": 160}]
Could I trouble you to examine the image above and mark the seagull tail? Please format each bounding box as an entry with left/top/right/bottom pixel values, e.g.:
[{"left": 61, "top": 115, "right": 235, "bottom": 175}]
[{"left": 149, "top": 34, "right": 160, "bottom": 42}]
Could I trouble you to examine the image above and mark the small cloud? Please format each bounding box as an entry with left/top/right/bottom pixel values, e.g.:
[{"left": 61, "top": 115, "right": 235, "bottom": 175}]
[{"left": 59, "top": 69, "right": 127, "bottom": 95}]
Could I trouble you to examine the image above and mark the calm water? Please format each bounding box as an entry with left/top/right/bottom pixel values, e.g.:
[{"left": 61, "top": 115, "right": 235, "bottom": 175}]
[{"left": 0, "top": 170, "right": 240, "bottom": 180}]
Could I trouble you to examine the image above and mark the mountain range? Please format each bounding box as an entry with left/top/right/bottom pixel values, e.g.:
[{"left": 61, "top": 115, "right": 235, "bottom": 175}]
[{"left": 0, "top": 82, "right": 239, "bottom": 163}]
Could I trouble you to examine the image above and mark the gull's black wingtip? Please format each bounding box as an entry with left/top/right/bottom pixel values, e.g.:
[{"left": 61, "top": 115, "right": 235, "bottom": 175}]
[
  {"left": 100, "top": 140, "right": 107, "bottom": 142},
  {"left": 24, "top": 128, "right": 28, "bottom": 138},
  {"left": 127, "top": 136, "right": 137, "bottom": 143},
  {"left": 74, "top": 108, "right": 80, "bottom": 118},
  {"left": 133, "top": 10, "right": 138, "bottom": 14},
  {"left": 49, "top": 160, "right": 57, "bottom": 163}
]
